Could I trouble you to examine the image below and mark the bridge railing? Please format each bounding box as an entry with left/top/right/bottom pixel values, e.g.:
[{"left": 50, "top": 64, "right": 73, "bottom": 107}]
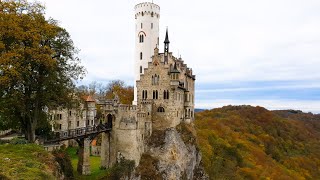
[{"left": 48, "top": 123, "right": 112, "bottom": 143}]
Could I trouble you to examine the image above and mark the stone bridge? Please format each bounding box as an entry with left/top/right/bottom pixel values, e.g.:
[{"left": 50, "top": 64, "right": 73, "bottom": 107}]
[{"left": 45, "top": 122, "right": 112, "bottom": 175}]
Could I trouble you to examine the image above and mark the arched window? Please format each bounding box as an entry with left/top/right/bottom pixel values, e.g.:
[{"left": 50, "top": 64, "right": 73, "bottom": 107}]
[
  {"left": 153, "top": 90, "right": 158, "bottom": 99},
  {"left": 140, "top": 52, "right": 143, "bottom": 60},
  {"left": 157, "top": 107, "right": 165, "bottom": 112},
  {"left": 140, "top": 66, "right": 142, "bottom": 73}
]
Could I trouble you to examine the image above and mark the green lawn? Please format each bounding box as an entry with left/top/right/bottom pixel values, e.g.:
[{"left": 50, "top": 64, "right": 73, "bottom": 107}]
[
  {"left": 66, "top": 147, "right": 109, "bottom": 180},
  {"left": 0, "top": 144, "right": 57, "bottom": 180}
]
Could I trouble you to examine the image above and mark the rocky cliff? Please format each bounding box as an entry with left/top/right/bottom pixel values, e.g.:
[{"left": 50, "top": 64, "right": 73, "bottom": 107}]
[{"left": 134, "top": 123, "right": 208, "bottom": 180}]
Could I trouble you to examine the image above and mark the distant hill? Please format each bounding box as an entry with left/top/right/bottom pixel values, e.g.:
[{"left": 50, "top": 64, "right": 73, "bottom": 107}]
[
  {"left": 195, "top": 105, "right": 320, "bottom": 179},
  {"left": 195, "top": 108, "right": 206, "bottom": 113}
]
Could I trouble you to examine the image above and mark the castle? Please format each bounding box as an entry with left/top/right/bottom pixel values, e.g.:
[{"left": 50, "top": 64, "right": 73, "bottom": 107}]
[{"left": 50, "top": 1, "right": 195, "bottom": 171}]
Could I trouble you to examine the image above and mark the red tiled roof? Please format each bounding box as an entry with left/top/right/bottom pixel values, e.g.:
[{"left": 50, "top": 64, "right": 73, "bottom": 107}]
[{"left": 82, "top": 95, "right": 95, "bottom": 102}]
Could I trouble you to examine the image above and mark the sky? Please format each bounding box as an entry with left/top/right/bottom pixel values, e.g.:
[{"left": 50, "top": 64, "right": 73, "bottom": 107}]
[{"left": 35, "top": 0, "right": 320, "bottom": 113}]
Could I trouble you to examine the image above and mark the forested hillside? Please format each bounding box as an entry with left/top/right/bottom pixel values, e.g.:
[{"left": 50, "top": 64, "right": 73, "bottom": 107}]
[{"left": 195, "top": 106, "right": 320, "bottom": 179}]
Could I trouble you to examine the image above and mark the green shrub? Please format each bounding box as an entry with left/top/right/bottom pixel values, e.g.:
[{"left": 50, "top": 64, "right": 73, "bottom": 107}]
[
  {"left": 52, "top": 149, "right": 74, "bottom": 179},
  {"left": 9, "top": 137, "right": 28, "bottom": 145}
]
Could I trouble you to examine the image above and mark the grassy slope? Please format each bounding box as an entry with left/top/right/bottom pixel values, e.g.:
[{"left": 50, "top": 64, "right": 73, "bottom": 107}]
[
  {"left": 195, "top": 106, "right": 320, "bottom": 180},
  {"left": 66, "top": 147, "right": 109, "bottom": 180},
  {"left": 0, "top": 144, "right": 58, "bottom": 180}
]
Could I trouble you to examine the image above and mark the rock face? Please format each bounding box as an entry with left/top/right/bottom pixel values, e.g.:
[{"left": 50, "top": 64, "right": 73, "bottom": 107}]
[{"left": 135, "top": 124, "right": 208, "bottom": 180}]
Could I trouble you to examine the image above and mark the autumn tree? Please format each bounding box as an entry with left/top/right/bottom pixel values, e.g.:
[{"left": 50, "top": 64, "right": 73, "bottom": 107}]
[
  {"left": 105, "top": 80, "right": 134, "bottom": 104},
  {"left": 0, "top": 0, "right": 85, "bottom": 142}
]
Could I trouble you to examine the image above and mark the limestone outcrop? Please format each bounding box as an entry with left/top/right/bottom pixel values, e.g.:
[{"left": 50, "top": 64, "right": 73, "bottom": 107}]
[{"left": 134, "top": 123, "right": 208, "bottom": 180}]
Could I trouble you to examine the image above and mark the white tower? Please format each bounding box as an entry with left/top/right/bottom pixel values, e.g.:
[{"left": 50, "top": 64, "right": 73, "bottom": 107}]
[{"left": 133, "top": 2, "right": 160, "bottom": 105}]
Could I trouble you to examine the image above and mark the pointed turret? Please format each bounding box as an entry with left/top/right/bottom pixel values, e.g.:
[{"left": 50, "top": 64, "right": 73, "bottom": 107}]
[
  {"left": 164, "top": 28, "right": 170, "bottom": 44},
  {"left": 170, "top": 62, "right": 180, "bottom": 73},
  {"left": 164, "top": 28, "right": 170, "bottom": 63}
]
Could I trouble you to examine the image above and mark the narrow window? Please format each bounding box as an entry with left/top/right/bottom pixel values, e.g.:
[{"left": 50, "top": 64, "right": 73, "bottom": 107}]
[
  {"left": 141, "top": 23, "right": 143, "bottom": 28},
  {"left": 140, "top": 52, "right": 143, "bottom": 60},
  {"left": 140, "top": 35, "right": 144, "bottom": 43},
  {"left": 69, "top": 111, "right": 72, "bottom": 116},
  {"left": 167, "top": 90, "right": 169, "bottom": 99},
  {"left": 163, "top": 90, "right": 166, "bottom": 99},
  {"left": 140, "top": 66, "right": 142, "bottom": 73},
  {"left": 151, "top": 23, "right": 153, "bottom": 29},
  {"left": 77, "top": 121, "right": 79, "bottom": 127},
  {"left": 151, "top": 75, "right": 154, "bottom": 85},
  {"left": 59, "top": 124, "right": 62, "bottom": 130},
  {"left": 145, "top": 90, "right": 147, "bottom": 99},
  {"left": 142, "top": 90, "right": 145, "bottom": 99},
  {"left": 156, "top": 90, "right": 158, "bottom": 99}
]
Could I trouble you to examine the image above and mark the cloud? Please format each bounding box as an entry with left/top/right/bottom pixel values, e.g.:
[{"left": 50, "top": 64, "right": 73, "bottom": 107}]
[
  {"left": 33, "top": 0, "right": 320, "bottom": 113},
  {"left": 196, "top": 99, "right": 320, "bottom": 114}
]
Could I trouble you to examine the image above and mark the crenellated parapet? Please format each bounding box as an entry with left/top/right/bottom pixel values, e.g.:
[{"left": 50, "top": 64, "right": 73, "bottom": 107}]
[{"left": 134, "top": 2, "right": 160, "bottom": 19}]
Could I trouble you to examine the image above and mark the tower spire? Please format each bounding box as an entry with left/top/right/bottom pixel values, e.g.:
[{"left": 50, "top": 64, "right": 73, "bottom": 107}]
[
  {"left": 164, "top": 28, "right": 170, "bottom": 63},
  {"left": 164, "top": 28, "right": 170, "bottom": 44}
]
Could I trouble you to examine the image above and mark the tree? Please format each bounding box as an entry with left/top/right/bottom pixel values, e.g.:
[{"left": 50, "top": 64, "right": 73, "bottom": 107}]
[
  {"left": 76, "top": 80, "right": 134, "bottom": 105},
  {"left": 0, "top": 0, "right": 85, "bottom": 142},
  {"left": 105, "top": 80, "right": 134, "bottom": 104}
]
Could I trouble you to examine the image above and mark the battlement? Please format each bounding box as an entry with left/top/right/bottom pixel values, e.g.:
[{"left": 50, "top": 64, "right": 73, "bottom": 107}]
[
  {"left": 135, "top": 2, "right": 160, "bottom": 18},
  {"left": 119, "top": 104, "right": 137, "bottom": 111},
  {"left": 135, "top": 2, "right": 160, "bottom": 11}
]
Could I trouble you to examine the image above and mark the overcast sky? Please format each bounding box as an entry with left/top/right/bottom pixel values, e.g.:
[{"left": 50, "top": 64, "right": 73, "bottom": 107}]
[{"left": 36, "top": 0, "right": 320, "bottom": 113}]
